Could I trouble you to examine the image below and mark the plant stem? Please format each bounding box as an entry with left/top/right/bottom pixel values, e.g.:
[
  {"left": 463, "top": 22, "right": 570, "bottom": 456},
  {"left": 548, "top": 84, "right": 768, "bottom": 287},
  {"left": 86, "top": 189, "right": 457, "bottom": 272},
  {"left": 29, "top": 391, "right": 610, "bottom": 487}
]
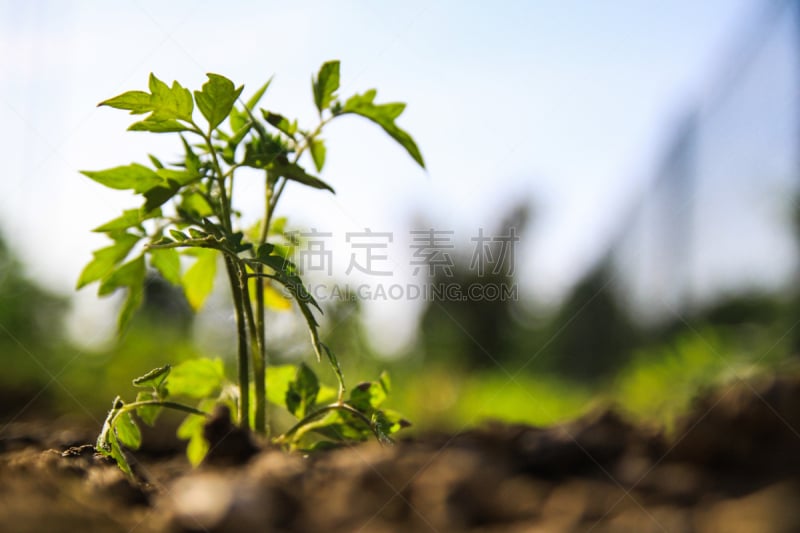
[
  {"left": 119, "top": 400, "right": 210, "bottom": 417},
  {"left": 279, "top": 402, "right": 384, "bottom": 445},
  {"left": 238, "top": 262, "right": 266, "bottom": 434},
  {"left": 225, "top": 257, "right": 250, "bottom": 429}
]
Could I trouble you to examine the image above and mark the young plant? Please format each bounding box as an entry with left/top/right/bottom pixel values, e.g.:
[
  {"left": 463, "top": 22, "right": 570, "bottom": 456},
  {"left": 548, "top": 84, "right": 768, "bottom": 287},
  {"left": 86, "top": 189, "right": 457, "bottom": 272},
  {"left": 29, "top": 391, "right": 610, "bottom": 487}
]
[{"left": 81, "top": 61, "right": 422, "bottom": 471}]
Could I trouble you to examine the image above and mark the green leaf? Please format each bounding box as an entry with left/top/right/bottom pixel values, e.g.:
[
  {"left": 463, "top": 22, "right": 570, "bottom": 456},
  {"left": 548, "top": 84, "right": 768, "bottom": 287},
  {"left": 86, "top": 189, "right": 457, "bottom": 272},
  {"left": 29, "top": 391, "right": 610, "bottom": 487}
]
[
  {"left": 182, "top": 248, "right": 217, "bottom": 310},
  {"left": 129, "top": 118, "right": 190, "bottom": 133},
  {"left": 135, "top": 391, "right": 162, "bottom": 426},
  {"left": 180, "top": 192, "right": 213, "bottom": 218},
  {"left": 243, "top": 131, "right": 287, "bottom": 169},
  {"left": 150, "top": 248, "right": 181, "bottom": 285},
  {"left": 148, "top": 154, "right": 164, "bottom": 169},
  {"left": 176, "top": 411, "right": 210, "bottom": 467},
  {"left": 148, "top": 74, "right": 194, "bottom": 122},
  {"left": 265, "top": 364, "right": 297, "bottom": 407},
  {"left": 228, "top": 106, "right": 247, "bottom": 132},
  {"left": 99, "top": 90, "right": 153, "bottom": 114},
  {"left": 194, "top": 73, "right": 243, "bottom": 130},
  {"left": 247, "top": 250, "right": 329, "bottom": 366},
  {"left": 115, "top": 411, "right": 142, "bottom": 450},
  {"left": 97, "top": 255, "right": 146, "bottom": 333},
  {"left": 286, "top": 363, "right": 319, "bottom": 418},
  {"left": 349, "top": 381, "right": 387, "bottom": 412},
  {"left": 181, "top": 135, "right": 202, "bottom": 175},
  {"left": 379, "top": 371, "right": 392, "bottom": 394},
  {"left": 262, "top": 110, "right": 297, "bottom": 137},
  {"left": 143, "top": 181, "right": 181, "bottom": 212},
  {"left": 168, "top": 358, "right": 225, "bottom": 399},
  {"left": 81, "top": 163, "right": 163, "bottom": 194},
  {"left": 341, "top": 90, "right": 425, "bottom": 168},
  {"left": 170, "top": 229, "right": 188, "bottom": 242},
  {"left": 132, "top": 364, "right": 172, "bottom": 388},
  {"left": 77, "top": 233, "right": 140, "bottom": 289},
  {"left": 186, "top": 432, "right": 209, "bottom": 467},
  {"left": 309, "top": 138, "right": 326, "bottom": 172},
  {"left": 98, "top": 255, "right": 145, "bottom": 296},
  {"left": 375, "top": 408, "right": 411, "bottom": 434},
  {"left": 156, "top": 168, "right": 200, "bottom": 186},
  {"left": 313, "top": 60, "right": 340, "bottom": 113},
  {"left": 300, "top": 409, "right": 371, "bottom": 442},
  {"left": 271, "top": 160, "right": 335, "bottom": 194},
  {"left": 118, "top": 282, "right": 144, "bottom": 333},
  {"left": 108, "top": 431, "right": 133, "bottom": 476},
  {"left": 92, "top": 207, "right": 161, "bottom": 233},
  {"left": 245, "top": 78, "right": 272, "bottom": 111}
]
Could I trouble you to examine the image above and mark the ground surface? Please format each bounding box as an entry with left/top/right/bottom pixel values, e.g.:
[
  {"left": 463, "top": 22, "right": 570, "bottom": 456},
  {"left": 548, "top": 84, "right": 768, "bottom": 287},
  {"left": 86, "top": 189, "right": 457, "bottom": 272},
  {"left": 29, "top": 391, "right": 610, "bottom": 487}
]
[{"left": 2, "top": 375, "right": 800, "bottom": 533}]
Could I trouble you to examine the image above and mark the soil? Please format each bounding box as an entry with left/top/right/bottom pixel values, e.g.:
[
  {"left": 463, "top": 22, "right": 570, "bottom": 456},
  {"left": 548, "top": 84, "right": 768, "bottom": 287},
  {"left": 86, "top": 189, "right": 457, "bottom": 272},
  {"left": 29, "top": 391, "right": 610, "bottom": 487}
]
[{"left": 3, "top": 375, "right": 800, "bottom": 533}]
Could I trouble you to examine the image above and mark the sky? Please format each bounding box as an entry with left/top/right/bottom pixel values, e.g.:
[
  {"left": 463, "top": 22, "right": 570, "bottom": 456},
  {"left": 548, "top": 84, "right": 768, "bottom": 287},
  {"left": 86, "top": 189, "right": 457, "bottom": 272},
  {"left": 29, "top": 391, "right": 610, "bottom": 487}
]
[{"left": 0, "top": 0, "right": 761, "bottom": 352}]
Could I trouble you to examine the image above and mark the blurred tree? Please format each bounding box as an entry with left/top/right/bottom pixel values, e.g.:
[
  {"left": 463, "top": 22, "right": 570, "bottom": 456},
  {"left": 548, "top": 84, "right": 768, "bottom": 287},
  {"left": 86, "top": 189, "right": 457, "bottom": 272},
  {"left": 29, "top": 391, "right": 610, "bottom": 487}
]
[
  {"left": 540, "top": 260, "right": 639, "bottom": 382},
  {"left": 0, "top": 232, "right": 67, "bottom": 417},
  {"left": 417, "top": 203, "right": 530, "bottom": 369}
]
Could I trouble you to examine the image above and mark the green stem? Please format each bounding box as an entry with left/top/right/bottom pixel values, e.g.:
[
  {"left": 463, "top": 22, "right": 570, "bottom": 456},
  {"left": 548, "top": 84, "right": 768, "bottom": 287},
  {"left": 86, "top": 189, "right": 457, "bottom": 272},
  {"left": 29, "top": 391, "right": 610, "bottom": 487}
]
[
  {"left": 118, "top": 400, "right": 210, "bottom": 418},
  {"left": 238, "top": 262, "right": 266, "bottom": 434},
  {"left": 278, "top": 402, "right": 384, "bottom": 445},
  {"left": 225, "top": 257, "right": 250, "bottom": 429}
]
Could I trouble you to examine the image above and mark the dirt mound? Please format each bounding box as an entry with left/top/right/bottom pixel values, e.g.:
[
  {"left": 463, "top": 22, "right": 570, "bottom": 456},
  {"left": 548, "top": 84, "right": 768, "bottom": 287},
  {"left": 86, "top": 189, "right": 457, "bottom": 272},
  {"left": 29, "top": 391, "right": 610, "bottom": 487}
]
[{"left": 2, "top": 375, "right": 800, "bottom": 532}]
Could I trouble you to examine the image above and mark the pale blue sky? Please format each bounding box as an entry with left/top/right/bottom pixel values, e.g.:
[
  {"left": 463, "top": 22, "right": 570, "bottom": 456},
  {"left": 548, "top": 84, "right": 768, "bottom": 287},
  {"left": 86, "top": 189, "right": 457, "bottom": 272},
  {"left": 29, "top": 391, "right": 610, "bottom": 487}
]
[{"left": 0, "top": 0, "right": 759, "bottom": 349}]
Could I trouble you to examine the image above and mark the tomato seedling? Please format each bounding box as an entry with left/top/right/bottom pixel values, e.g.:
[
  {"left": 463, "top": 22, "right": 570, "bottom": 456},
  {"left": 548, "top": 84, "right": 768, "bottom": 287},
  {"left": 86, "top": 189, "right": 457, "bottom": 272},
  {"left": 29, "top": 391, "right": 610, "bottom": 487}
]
[{"left": 80, "top": 61, "right": 421, "bottom": 473}]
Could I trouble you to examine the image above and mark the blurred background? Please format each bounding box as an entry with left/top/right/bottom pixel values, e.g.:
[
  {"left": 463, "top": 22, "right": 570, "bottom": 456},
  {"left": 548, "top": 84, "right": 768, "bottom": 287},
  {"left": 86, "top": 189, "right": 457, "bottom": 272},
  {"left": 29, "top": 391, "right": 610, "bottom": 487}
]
[{"left": 1, "top": 0, "right": 798, "bottom": 434}]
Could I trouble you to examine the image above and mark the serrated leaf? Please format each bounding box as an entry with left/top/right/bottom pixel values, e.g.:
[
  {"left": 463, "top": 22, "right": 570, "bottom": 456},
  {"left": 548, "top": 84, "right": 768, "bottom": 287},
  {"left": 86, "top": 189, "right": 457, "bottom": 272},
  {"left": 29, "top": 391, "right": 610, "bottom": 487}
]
[
  {"left": 81, "top": 163, "right": 163, "bottom": 194},
  {"left": 97, "top": 255, "right": 146, "bottom": 333},
  {"left": 243, "top": 131, "right": 287, "bottom": 168},
  {"left": 148, "top": 74, "right": 194, "bottom": 122},
  {"left": 92, "top": 208, "right": 160, "bottom": 233},
  {"left": 157, "top": 168, "right": 199, "bottom": 187},
  {"left": 98, "top": 255, "right": 145, "bottom": 296},
  {"left": 143, "top": 181, "right": 180, "bottom": 212},
  {"left": 262, "top": 110, "right": 296, "bottom": 137},
  {"left": 313, "top": 60, "right": 340, "bottom": 113},
  {"left": 271, "top": 160, "right": 334, "bottom": 193},
  {"left": 263, "top": 282, "right": 292, "bottom": 310},
  {"left": 135, "top": 391, "right": 162, "bottom": 426},
  {"left": 309, "top": 137, "right": 326, "bottom": 172},
  {"left": 195, "top": 73, "right": 243, "bottom": 130},
  {"left": 168, "top": 358, "right": 225, "bottom": 399},
  {"left": 150, "top": 248, "right": 181, "bottom": 285},
  {"left": 181, "top": 135, "right": 201, "bottom": 176},
  {"left": 300, "top": 409, "right": 372, "bottom": 442},
  {"left": 247, "top": 251, "right": 327, "bottom": 365},
  {"left": 341, "top": 90, "right": 425, "bottom": 168},
  {"left": 129, "top": 118, "right": 190, "bottom": 133},
  {"left": 133, "top": 364, "right": 172, "bottom": 388},
  {"left": 118, "top": 282, "right": 144, "bottom": 333},
  {"left": 77, "top": 233, "right": 140, "bottom": 289},
  {"left": 286, "top": 363, "right": 319, "bottom": 418},
  {"left": 349, "top": 381, "right": 387, "bottom": 412},
  {"left": 99, "top": 90, "right": 153, "bottom": 114},
  {"left": 115, "top": 411, "right": 142, "bottom": 450}
]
